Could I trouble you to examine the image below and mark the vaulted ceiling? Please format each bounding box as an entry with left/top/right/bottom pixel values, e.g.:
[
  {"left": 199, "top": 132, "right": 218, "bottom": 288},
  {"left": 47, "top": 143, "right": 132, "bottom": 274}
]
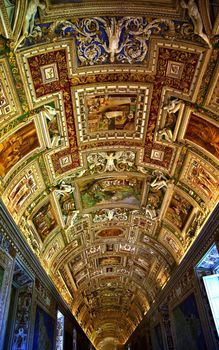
[{"left": 0, "top": 0, "right": 219, "bottom": 348}]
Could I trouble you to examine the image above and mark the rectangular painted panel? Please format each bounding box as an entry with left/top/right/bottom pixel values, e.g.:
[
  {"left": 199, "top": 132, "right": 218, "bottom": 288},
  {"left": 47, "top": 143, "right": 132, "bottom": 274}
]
[
  {"left": 32, "top": 306, "right": 55, "bottom": 350},
  {"left": 172, "top": 293, "right": 207, "bottom": 350}
]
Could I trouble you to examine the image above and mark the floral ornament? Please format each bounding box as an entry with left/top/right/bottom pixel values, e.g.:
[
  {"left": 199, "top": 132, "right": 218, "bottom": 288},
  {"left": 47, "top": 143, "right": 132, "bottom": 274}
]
[
  {"left": 49, "top": 17, "right": 175, "bottom": 66},
  {"left": 87, "top": 151, "right": 136, "bottom": 173}
]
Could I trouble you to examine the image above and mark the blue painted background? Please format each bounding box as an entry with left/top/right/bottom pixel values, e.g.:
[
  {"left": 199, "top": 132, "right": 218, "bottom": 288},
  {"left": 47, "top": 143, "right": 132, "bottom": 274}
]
[
  {"left": 32, "top": 306, "right": 55, "bottom": 350},
  {"left": 172, "top": 293, "right": 207, "bottom": 350}
]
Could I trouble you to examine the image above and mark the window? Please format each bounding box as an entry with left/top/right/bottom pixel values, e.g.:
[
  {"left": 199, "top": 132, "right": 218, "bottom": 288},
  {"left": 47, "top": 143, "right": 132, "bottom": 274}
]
[
  {"left": 203, "top": 274, "right": 219, "bottom": 337},
  {"left": 56, "top": 310, "right": 64, "bottom": 350}
]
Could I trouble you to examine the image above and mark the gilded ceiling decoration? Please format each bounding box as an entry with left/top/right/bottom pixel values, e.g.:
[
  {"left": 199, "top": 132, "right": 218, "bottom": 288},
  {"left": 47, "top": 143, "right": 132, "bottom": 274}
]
[{"left": 0, "top": 0, "right": 219, "bottom": 348}]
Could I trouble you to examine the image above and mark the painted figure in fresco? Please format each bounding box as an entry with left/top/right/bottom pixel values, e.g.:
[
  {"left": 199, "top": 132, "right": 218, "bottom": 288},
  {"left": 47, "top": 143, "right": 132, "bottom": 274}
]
[
  {"left": 12, "top": 328, "right": 26, "bottom": 350},
  {"left": 207, "top": 125, "right": 219, "bottom": 155},
  {"left": 185, "top": 114, "right": 219, "bottom": 158},
  {"left": 32, "top": 202, "right": 57, "bottom": 241},
  {"left": 0, "top": 122, "right": 39, "bottom": 177},
  {"left": 8, "top": 175, "right": 36, "bottom": 214},
  {"left": 166, "top": 193, "right": 193, "bottom": 230},
  {"left": 181, "top": 0, "right": 211, "bottom": 47},
  {"left": 14, "top": 0, "right": 46, "bottom": 51},
  {"left": 164, "top": 233, "right": 181, "bottom": 254},
  {"left": 87, "top": 95, "right": 136, "bottom": 132},
  {"left": 188, "top": 164, "right": 218, "bottom": 199},
  {"left": 38, "top": 312, "right": 51, "bottom": 350}
]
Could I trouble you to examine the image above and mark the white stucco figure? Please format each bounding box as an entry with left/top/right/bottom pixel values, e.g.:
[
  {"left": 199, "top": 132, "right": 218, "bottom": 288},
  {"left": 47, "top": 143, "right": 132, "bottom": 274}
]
[
  {"left": 43, "top": 105, "right": 57, "bottom": 120},
  {"left": 67, "top": 210, "right": 80, "bottom": 230},
  {"left": 150, "top": 172, "right": 168, "bottom": 190},
  {"left": 101, "top": 18, "right": 124, "bottom": 63},
  {"left": 137, "top": 166, "right": 148, "bottom": 174},
  {"left": 14, "top": 0, "right": 46, "bottom": 51},
  {"left": 101, "top": 152, "right": 118, "bottom": 172},
  {"left": 87, "top": 151, "right": 135, "bottom": 173},
  {"left": 145, "top": 206, "right": 157, "bottom": 220},
  {"left": 181, "top": 0, "right": 211, "bottom": 47},
  {"left": 157, "top": 128, "right": 173, "bottom": 142},
  {"left": 55, "top": 181, "right": 75, "bottom": 196},
  {"left": 163, "top": 98, "right": 183, "bottom": 114}
]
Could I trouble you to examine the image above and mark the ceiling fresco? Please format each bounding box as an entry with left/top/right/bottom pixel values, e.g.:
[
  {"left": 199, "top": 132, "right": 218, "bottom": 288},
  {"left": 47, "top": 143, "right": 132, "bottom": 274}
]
[{"left": 0, "top": 0, "right": 219, "bottom": 348}]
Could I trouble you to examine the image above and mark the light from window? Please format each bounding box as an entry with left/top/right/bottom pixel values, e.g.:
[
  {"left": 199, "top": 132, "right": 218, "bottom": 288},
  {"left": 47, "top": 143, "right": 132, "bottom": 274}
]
[{"left": 203, "top": 274, "right": 219, "bottom": 337}]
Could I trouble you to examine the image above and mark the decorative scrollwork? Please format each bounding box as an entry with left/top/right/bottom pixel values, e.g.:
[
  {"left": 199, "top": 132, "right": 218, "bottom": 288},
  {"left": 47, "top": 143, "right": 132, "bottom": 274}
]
[
  {"left": 47, "top": 17, "right": 175, "bottom": 66},
  {"left": 93, "top": 208, "right": 128, "bottom": 223},
  {"left": 87, "top": 151, "right": 135, "bottom": 174},
  {"left": 75, "top": 17, "right": 175, "bottom": 65}
]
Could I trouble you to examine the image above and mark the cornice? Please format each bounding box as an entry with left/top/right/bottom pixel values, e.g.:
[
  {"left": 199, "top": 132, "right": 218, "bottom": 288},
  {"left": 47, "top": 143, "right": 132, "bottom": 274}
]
[{"left": 42, "top": 0, "right": 182, "bottom": 21}]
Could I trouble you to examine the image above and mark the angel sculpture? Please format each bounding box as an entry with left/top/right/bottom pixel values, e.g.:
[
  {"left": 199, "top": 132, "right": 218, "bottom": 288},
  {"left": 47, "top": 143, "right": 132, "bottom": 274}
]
[
  {"left": 66, "top": 210, "right": 80, "bottom": 230},
  {"left": 102, "top": 152, "right": 119, "bottom": 172},
  {"left": 163, "top": 98, "right": 183, "bottom": 114},
  {"left": 145, "top": 206, "right": 157, "bottom": 220},
  {"left": 102, "top": 151, "right": 134, "bottom": 172},
  {"left": 55, "top": 181, "right": 75, "bottom": 197},
  {"left": 181, "top": 0, "right": 211, "bottom": 47},
  {"left": 14, "top": 0, "right": 46, "bottom": 51},
  {"left": 150, "top": 172, "right": 168, "bottom": 190},
  {"left": 102, "top": 17, "right": 123, "bottom": 63},
  {"left": 157, "top": 128, "right": 173, "bottom": 142},
  {"left": 43, "top": 105, "right": 57, "bottom": 120},
  {"left": 42, "top": 105, "right": 64, "bottom": 148}
]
